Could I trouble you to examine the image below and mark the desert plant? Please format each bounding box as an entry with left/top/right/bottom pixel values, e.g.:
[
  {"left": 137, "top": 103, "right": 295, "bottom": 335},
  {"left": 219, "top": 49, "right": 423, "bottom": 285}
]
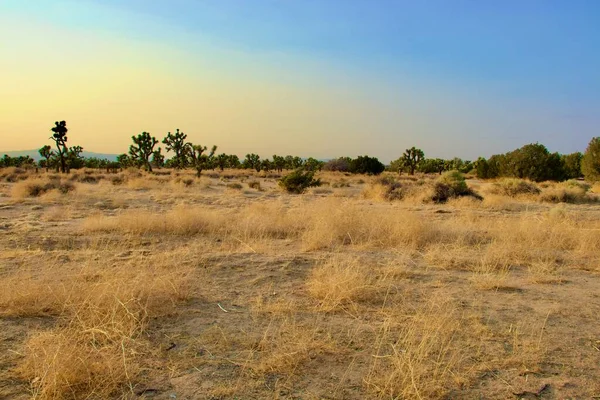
[
  {"left": 402, "top": 147, "right": 424, "bottom": 175},
  {"left": 151, "top": 147, "right": 165, "bottom": 169},
  {"left": 162, "top": 129, "right": 188, "bottom": 169},
  {"left": 50, "top": 121, "right": 69, "bottom": 173},
  {"left": 248, "top": 180, "right": 262, "bottom": 190},
  {"left": 38, "top": 145, "right": 54, "bottom": 172},
  {"left": 582, "top": 137, "right": 600, "bottom": 182},
  {"left": 489, "top": 178, "right": 541, "bottom": 197},
  {"left": 188, "top": 144, "right": 217, "bottom": 177},
  {"left": 428, "top": 171, "right": 481, "bottom": 203},
  {"left": 272, "top": 155, "right": 286, "bottom": 172},
  {"left": 214, "top": 153, "right": 229, "bottom": 171},
  {"left": 349, "top": 155, "right": 385, "bottom": 175},
  {"left": 244, "top": 153, "right": 261, "bottom": 172},
  {"left": 279, "top": 169, "right": 321, "bottom": 194},
  {"left": 129, "top": 132, "right": 159, "bottom": 172}
]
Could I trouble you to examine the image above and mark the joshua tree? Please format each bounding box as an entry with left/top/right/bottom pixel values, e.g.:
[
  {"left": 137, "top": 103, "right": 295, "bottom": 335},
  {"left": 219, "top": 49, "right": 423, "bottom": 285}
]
[
  {"left": 162, "top": 129, "right": 188, "bottom": 169},
  {"left": 272, "top": 155, "right": 286, "bottom": 172},
  {"left": 215, "top": 153, "right": 229, "bottom": 171},
  {"left": 152, "top": 147, "right": 165, "bottom": 169},
  {"left": 261, "top": 159, "right": 272, "bottom": 172},
  {"left": 244, "top": 153, "right": 261, "bottom": 172},
  {"left": 129, "top": 132, "right": 159, "bottom": 172},
  {"left": 402, "top": 147, "right": 424, "bottom": 175},
  {"left": 228, "top": 154, "right": 241, "bottom": 169},
  {"left": 67, "top": 145, "right": 85, "bottom": 170},
  {"left": 188, "top": 144, "right": 217, "bottom": 177},
  {"left": 39, "top": 145, "right": 54, "bottom": 172},
  {"left": 50, "top": 121, "right": 69, "bottom": 173}
]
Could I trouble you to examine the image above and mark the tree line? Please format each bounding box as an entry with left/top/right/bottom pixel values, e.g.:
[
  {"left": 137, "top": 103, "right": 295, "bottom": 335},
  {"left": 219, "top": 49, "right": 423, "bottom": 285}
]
[{"left": 1, "top": 121, "right": 599, "bottom": 183}]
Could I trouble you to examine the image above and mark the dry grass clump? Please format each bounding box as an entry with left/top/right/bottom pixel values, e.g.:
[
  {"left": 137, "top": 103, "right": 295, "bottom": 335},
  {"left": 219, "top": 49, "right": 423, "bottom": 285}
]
[
  {"left": 361, "top": 175, "right": 408, "bottom": 201},
  {"left": 539, "top": 181, "right": 598, "bottom": 204},
  {"left": 83, "top": 205, "right": 226, "bottom": 235},
  {"left": 249, "top": 318, "right": 335, "bottom": 375},
  {"left": 366, "top": 296, "right": 475, "bottom": 399},
  {"left": 1, "top": 166, "right": 33, "bottom": 182},
  {"left": 307, "top": 256, "right": 378, "bottom": 311},
  {"left": 2, "top": 258, "right": 193, "bottom": 399},
  {"left": 362, "top": 172, "right": 481, "bottom": 204},
  {"left": 487, "top": 178, "right": 541, "bottom": 197},
  {"left": 83, "top": 201, "right": 304, "bottom": 243},
  {"left": 11, "top": 177, "right": 75, "bottom": 198},
  {"left": 226, "top": 182, "right": 243, "bottom": 190},
  {"left": 301, "top": 199, "right": 485, "bottom": 251},
  {"left": 247, "top": 180, "right": 262, "bottom": 190}
]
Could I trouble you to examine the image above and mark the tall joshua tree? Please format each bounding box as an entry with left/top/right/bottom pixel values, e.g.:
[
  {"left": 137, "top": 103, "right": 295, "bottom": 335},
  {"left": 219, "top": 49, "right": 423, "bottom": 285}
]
[
  {"left": 50, "top": 121, "right": 69, "bottom": 173},
  {"left": 39, "top": 145, "right": 54, "bottom": 172},
  {"left": 162, "top": 129, "right": 188, "bottom": 169},
  {"left": 402, "top": 147, "right": 424, "bottom": 175},
  {"left": 129, "top": 132, "right": 159, "bottom": 172},
  {"left": 188, "top": 144, "right": 217, "bottom": 177}
]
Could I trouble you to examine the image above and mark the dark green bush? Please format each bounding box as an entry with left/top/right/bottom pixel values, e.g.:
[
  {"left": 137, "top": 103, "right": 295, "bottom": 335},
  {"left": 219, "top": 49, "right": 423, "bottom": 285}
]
[{"left": 279, "top": 170, "right": 321, "bottom": 194}]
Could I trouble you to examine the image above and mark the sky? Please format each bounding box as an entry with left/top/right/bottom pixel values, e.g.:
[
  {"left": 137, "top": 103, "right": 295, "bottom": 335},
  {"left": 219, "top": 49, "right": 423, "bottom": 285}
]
[{"left": 1, "top": 0, "right": 599, "bottom": 161}]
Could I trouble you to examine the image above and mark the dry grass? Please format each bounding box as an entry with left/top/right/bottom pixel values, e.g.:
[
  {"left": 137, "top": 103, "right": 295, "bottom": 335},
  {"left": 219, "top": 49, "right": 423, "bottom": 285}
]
[
  {"left": 307, "top": 255, "right": 379, "bottom": 311},
  {"left": 1, "top": 169, "right": 600, "bottom": 399}
]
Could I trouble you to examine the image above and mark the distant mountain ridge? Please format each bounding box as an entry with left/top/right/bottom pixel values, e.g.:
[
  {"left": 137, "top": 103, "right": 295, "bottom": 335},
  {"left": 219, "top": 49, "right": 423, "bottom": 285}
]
[{"left": 1, "top": 149, "right": 119, "bottom": 161}]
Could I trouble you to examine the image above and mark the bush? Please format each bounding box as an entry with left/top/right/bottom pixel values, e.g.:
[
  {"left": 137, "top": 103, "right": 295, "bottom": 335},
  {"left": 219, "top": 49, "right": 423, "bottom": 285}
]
[
  {"left": 248, "top": 180, "right": 262, "bottom": 190},
  {"left": 279, "top": 170, "right": 322, "bottom": 194},
  {"left": 489, "top": 178, "right": 540, "bottom": 197},
  {"left": 426, "top": 171, "right": 481, "bottom": 203},
  {"left": 111, "top": 175, "right": 125, "bottom": 185},
  {"left": 582, "top": 137, "right": 600, "bottom": 182},
  {"left": 539, "top": 188, "right": 591, "bottom": 204},
  {"left": 438, "top": 171, "right": 469, "bottom": 195},
  {"left": 11, "top": 179, "right": 75, "bottom": 198},
  {"left": 349, "top": 156, "right": 385, "bottom": 175},
  {"left": 563, "top": 179, "right": 591, "bottom": 192}
]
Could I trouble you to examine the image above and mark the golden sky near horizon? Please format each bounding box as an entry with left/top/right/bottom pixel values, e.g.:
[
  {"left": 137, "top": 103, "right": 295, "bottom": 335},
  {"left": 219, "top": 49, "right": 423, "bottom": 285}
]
[{"left": 2, "top": 1, "right": 591, "bottom": 161}]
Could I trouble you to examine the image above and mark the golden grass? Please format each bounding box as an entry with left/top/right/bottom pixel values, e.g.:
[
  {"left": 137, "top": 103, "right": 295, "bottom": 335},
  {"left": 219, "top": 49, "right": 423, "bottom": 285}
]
[
  {"left": 1, "top": 254, "right": 193, "bottom": 399},
  {"left": 2, "top": 170, "right": 600, "bottom": 398},
  {"left": 366, "top": 295, "right": 473, "bottom": 399},
  {"left": 307, "top": 255, "right": 378, "bottom": 311}
]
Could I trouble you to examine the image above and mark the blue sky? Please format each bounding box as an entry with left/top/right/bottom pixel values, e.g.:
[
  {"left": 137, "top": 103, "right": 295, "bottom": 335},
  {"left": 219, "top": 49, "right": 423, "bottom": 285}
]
[{"left": 2, "top": 0, "right": 599, "bottom": 160}]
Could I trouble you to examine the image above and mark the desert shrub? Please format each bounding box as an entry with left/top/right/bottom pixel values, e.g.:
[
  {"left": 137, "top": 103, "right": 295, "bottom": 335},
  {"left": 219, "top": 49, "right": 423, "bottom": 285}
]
[
  {"left": 279, "top": 170, "right": 321, "bottom": 194},
  {"left": 426, "top": 171, "right": 481, "bottom": 203},
  {"left": 111, "top": 175, "right": 125, "bottom": 185},
  {"left": 349, "top": 155, "right": 385, "bottom": 175},
  {"left": 539, "top": 187, "right": 596, "bottom": 204},
  {"left": 489, "top": 178, "right": 541, "bottom": 197},
  {"left": 248, "top": 180, "right": 262, "bottom": 190},
  {"left": 362, "top": 175, "right": 405, "bottom": 201},
  {"left": 332, "top": 179, "right": 351, "bottom": 188},
  {"left": 227, "top": 182, "right": 243, "bottom": 190},
  {"left": 562, "top": 179, "right": 591, "bottom": 192},
  {"left": 78, "top": 175, "right": 99, "bottom": 184},
  {"left": 11, "top": 179, "right": 75, "bottom": 198}
]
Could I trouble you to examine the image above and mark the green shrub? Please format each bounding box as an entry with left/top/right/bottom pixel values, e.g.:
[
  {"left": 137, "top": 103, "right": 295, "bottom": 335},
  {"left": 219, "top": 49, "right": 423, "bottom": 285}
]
[
  {"left": 438, "top": 171, "right": 469, "bottom": 195},
  {"left": 279, "top": 170, "right": 321, "bottom": 194},
  {"left": 427, "top": 171, "right": 481, "bottom": 203}
]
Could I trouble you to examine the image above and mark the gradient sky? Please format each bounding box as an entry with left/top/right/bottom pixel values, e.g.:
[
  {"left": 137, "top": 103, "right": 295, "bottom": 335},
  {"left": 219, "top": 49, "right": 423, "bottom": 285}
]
[{"left": 2, "top": 0, "right": 599, "bottom": 161}]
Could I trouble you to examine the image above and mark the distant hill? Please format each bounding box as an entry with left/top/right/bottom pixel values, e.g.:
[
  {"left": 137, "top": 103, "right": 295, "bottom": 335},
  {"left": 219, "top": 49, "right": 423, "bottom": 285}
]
[{"left": 1, "top": 149, "right": 119, "bottom": 161}]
